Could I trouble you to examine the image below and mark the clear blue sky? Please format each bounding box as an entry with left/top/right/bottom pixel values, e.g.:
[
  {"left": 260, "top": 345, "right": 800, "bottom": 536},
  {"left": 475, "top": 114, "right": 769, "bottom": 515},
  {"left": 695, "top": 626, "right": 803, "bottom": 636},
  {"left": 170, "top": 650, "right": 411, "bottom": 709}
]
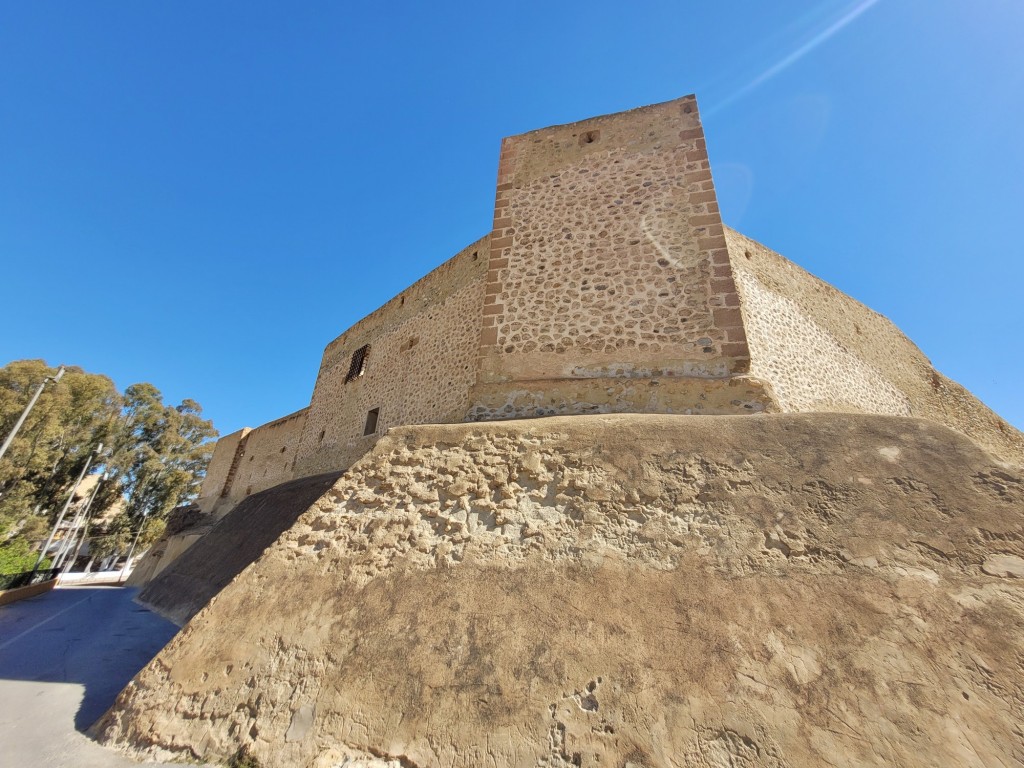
[{"left": 2, "top": 1, "right": 1022, "bottom": 435}]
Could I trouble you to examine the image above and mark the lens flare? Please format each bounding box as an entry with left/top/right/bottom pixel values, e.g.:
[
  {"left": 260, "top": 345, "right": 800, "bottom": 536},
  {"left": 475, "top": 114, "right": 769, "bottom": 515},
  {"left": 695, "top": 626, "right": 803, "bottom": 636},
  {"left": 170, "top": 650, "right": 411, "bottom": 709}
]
[{"left": 706, "top": 0, "right": 883, "bottom": 117}]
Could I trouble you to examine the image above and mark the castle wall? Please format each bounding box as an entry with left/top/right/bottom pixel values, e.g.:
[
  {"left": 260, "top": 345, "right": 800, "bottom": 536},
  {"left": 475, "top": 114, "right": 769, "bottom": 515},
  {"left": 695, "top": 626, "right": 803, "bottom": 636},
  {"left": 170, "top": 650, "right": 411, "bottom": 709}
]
[
  {"left": 290, "top": 237, "right": 490, "bottom": 478},
  {"left": 727, "top": 228, "right": 1024, "bottom": 464},
  {"left": 196, "top": 427, "right": 250, "bottom": 514},
  {"left": 226, "top": 408, "right": 309, "bottom": 504},
  {"left": 193, "top": 94, "right": 1024, "bottom": 511},
  {"left": 471, "top": 95, "right": 757, "bottom": 420}
]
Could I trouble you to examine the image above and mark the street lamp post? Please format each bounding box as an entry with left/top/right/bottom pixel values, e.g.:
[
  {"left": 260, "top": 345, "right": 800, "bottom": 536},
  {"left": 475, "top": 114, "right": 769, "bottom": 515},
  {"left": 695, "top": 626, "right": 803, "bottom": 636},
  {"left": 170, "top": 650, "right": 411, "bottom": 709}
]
[
  {"left": 33, "top": 442, "right": 103, "bottom": 572},
  {"left": 0, "top": 366, "right": 65, "bottom": 463},
  {"left": 68, "top": 478, "right": 105, "bottom": 574}
]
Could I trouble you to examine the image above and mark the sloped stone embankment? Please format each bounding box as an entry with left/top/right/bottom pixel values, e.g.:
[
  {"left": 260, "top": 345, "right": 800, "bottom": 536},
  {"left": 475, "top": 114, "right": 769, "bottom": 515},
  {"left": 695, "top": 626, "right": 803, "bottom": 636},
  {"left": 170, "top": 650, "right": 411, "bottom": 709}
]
[
  {"left": 135, "top": 471, "right": 343, "bottom": 626},
  {"left": 98, "top": 414, "right": 1024, "bottom": 767}
]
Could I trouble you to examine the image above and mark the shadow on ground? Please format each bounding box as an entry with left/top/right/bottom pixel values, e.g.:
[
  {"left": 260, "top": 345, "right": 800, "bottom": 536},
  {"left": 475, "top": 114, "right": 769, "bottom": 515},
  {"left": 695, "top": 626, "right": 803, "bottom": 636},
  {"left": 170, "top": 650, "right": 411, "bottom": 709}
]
[{"left": 0, "top": 586, "right": 178, "bottom": 731}]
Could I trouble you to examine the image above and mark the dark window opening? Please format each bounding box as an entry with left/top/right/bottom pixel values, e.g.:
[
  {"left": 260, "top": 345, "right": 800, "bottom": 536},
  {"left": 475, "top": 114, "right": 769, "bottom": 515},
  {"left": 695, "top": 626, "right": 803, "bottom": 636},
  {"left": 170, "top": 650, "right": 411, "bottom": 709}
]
[
  {"left": 318, "top": 429, "right": 326, "bottom": 443},
  {"left": 345, "top": 344, "right": 370, "bottom": 383},
  {"left": 364, "top": 407, "right": 380, "bottom": 436},
  {"left": 579, "top": 130, "right": 600, "bottom": 145},
  {"left": 280, "top": 446, "right": 286, "bottom": 453}
]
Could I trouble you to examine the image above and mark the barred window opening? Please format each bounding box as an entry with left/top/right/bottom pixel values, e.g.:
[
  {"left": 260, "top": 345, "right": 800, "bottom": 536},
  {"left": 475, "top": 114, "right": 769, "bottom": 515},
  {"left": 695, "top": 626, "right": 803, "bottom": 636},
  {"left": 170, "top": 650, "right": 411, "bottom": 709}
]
[{"left": 345, "top": 345, "right": 370, "bottom": 383}]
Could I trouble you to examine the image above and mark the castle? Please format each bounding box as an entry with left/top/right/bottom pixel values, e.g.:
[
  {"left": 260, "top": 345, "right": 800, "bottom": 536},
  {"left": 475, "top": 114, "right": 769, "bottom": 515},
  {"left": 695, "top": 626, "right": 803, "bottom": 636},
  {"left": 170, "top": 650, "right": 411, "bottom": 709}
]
[
  {"left": 197, "top": 94, "right": 1023, "bottom": 516},
  {"left": 108, "top": 94, "right": 1024, "bottom": 768}
]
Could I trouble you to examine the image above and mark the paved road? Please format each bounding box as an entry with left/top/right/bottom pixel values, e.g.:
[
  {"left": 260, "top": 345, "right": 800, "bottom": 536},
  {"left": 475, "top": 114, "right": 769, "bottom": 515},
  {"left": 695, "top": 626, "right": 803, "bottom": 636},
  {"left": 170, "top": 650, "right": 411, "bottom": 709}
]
[{"left": 0, "top": 585, "right": 191, "bottom": 767}]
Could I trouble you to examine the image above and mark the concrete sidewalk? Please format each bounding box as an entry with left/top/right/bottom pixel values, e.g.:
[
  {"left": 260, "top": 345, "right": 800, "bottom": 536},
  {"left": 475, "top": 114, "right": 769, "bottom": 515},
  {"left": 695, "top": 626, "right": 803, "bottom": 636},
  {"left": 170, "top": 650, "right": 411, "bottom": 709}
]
[{"left": 0, "top": 585, "right": 196, "bottom": 767}]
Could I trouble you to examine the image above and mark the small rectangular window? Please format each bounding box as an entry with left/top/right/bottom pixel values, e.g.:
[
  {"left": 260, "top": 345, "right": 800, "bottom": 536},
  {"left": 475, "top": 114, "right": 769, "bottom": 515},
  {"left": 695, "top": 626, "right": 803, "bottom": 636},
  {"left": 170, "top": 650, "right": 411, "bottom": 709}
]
[
  {"left": 345, "top": 344, "right": 370, "bottom": 383},
  {"left": 363, "top": 407, "right": 380, "bottom": 436}
]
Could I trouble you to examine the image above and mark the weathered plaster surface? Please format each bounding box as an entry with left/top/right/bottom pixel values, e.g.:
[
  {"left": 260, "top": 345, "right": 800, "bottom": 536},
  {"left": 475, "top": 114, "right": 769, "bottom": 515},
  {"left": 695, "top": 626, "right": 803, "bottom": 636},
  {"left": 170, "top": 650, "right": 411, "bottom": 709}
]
[
  {"left": 229, "top": 409, "right": 308, "bottom": 502},
  {"left": 467, "top": 375, "right": 773, "bottom": 421},
  {"left": 196, "top": 428, "right": 250, "bottom": 514},
  {"left": 100, "top": 414, "right": 1024, "bottom": 768}
]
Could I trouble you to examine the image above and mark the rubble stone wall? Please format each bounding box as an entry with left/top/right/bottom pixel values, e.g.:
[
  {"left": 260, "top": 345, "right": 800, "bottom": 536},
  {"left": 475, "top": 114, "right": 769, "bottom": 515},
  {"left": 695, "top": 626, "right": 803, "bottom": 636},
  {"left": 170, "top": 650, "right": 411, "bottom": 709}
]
[
  {"left": 473, "top": 95, "right": 751, "bottom": 420},
  {"left": 727, "top": 227, "right": 1024, "bottom": 464},
  {"left": 290, "top": 237, "right": 490, "bottom": 478}
]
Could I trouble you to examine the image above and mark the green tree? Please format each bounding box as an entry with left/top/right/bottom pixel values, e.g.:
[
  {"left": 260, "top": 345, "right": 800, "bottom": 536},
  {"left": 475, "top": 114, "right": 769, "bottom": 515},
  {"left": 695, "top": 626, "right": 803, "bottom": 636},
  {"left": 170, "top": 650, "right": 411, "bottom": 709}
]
[
  {"left": 89, "top": 383, "right": 216, "bottom": 562},
  {"left": 0, "top": 537, "right": 50, "bottom": 575},
  {"left": 0, "top": 360, "right": 217, "bottom": 567},
  {"left": 0, "top": 360, "right": 120, "bottom": 541},
  {"left": 88, "top": 514, "right": 167, "bottom": 563}
]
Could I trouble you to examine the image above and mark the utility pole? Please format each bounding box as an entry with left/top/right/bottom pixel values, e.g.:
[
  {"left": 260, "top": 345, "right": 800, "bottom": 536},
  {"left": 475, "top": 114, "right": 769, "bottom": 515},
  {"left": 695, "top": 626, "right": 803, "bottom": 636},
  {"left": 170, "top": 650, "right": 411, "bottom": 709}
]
[
  {"left": 33, "top": 442, "right": 103, "bottom": 572},
  {"left": 54, "top": 471, "right": 106, "bottom": 571},
  {"left": 0, "top": 366, "right": 65, "bottom": 463},
  {"left": 69, "top": 488, "right": 102, "bottom": 574}
]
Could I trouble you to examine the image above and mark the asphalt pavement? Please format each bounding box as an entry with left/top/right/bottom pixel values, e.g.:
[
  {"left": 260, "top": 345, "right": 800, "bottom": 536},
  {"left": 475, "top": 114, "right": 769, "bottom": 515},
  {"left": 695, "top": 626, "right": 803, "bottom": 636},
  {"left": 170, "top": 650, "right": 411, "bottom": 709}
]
[{"left": 0, "top": 585, "right": 188, "bottom": 767}]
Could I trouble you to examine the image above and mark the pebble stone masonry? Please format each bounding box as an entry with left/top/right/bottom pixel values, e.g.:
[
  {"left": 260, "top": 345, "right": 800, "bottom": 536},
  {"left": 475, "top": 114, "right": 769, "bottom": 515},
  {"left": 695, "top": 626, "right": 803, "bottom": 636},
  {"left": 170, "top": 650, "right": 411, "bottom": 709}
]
[{"left": 197, "top": 94, "right": 1024, "bottom": 516}]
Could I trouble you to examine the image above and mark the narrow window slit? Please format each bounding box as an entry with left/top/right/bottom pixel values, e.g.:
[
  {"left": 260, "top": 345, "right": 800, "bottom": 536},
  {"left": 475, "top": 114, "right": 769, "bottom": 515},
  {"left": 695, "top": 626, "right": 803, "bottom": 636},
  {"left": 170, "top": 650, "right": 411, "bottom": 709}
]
[{"left": 364, "top": 407, "right": 380, "bottom": 436}]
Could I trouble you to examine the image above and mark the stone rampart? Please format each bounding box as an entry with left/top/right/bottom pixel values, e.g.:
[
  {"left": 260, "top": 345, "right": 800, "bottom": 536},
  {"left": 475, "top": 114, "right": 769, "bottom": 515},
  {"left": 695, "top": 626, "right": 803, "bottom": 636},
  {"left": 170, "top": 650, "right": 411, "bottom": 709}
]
[
  {"left": 196, "top": 409, "right": 309, "bottom": 516},
  {"left": 727, "top": 227, "right": 1024, "bottom": 464},
  {"left": 196, "top": 428, "right": 250, "bottom": 514},
  {"left": 291, "top": 237, "right": 489, "bottom": 478},
  {"left": 228, "top": 408, "right": 309, "bottom": 502},
  {"left": 99, "top": 413, "right": 1024, "bottom": 767}
]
